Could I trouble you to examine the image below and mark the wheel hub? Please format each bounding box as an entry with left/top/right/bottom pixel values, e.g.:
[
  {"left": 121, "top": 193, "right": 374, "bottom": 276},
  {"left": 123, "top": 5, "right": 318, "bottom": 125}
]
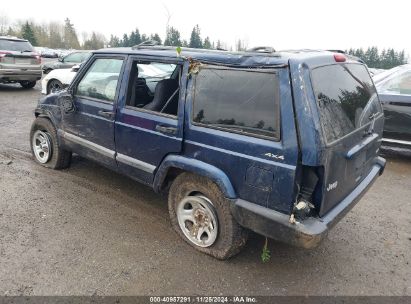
[
  {"left": 32, "top": 130, "right": 52, "bottom": 164},
  {"left": 176, "top": 195, "right": 218, "bottom": 248}
]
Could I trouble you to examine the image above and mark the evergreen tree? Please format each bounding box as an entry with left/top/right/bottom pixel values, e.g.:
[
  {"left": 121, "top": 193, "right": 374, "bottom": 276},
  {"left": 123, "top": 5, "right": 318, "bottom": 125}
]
[
  {"left": 108, "top": 35, "right": 120, "bottom": 47},
  {"left": 129, "top": 28, "right": 141, "bottom": 46},
  {"left": 203, "top": 36, "right": 212, "bottom": 49},
  {"left": 189, "top": 25, "right": 202, "bottom": 48},
  {"left": 83, "top": 32, "right": 105, "bottom": 50},
  {"left": 164, "top": 27, "right": 182, "bottom": 46},
  {"left": 122, "top": 34, "right": 129, "bottom": 47},
  {"left": 347, "top": 46, "right": 407, "bottom": 69},
  {"left": 150, "top": 33, "right": 162, "bottom": 44},
  {"left": 21, "top": 22, "right": 37, "bottom": 46},
  {"left": 63, "top": 18, "right": 80, "bottom": 49}
]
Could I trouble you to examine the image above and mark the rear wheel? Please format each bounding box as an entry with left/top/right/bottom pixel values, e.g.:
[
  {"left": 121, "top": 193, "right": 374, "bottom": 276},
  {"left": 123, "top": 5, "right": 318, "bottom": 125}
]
[
  {"left": 168, "top": 172, "right": 248, "bottom": 260},
  {"left": 20, "top": 81, "right": 36, "bottom": 89},
  {"left": 30, "top": 117, "right": 72, "bottom": 169},
  {"left": 47, "top": 79, "right": 63, "bottom": 94}
]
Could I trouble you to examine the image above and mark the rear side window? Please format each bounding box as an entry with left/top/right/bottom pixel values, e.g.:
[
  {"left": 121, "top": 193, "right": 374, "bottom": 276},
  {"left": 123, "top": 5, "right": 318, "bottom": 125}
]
[
  {"left": 0, "top": 39, "right": 33, "bottom": 52},
  {"left": 192, "top": 67, "right": 280, "bottom": 139},
  {"left": 311, "top": 63, "right": 382, "bottom": 143}
]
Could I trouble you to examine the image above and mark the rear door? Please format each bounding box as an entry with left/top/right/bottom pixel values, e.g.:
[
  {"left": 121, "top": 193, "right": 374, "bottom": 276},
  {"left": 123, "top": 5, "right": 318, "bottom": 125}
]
[
  {"left": 114, "top": 56, "right": 185, "bottom": 185},
  {"left": 310, "top": 63, "right": 384, "bottom": 216}
]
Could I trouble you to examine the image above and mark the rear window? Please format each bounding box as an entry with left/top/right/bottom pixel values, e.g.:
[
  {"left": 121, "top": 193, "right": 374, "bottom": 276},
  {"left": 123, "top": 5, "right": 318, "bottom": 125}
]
[
  {"left": 0, "top": 39, "right": 33, "bottom": 52},
  {"left": 311, "top": 63, "right": 382, "bottom": 143},
  {"left": 192, "top": 67, "right": 280, "bottom": 139}
]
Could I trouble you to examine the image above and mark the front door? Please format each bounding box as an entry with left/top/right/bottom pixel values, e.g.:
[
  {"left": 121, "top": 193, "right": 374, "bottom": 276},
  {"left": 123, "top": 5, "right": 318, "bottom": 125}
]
[
  {"left": 62, "top": 55, "right": 126, "bottom": 167},
  {"left": 114, "top": 56, "right": 185, "bottom": 185}
]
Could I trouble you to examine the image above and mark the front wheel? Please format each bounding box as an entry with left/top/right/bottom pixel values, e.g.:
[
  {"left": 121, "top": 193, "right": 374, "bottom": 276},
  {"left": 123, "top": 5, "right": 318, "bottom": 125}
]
[
  {"left": 30, "top": 117, "right": 72, "bottom": 169},
  {"left": 20, "top": 81, "right": 36, "bottom": 89},
  {"left": 168, "top": 173, "right": 248, "bottom": 260}
]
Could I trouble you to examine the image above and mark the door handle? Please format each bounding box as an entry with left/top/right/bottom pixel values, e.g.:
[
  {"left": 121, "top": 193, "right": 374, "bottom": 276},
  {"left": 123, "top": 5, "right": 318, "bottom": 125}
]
[
  {"left": 155, "top": 125, "right": 177, "bottom": 135},
  {"left": 98, "top": 110, "right": 115, "bottom": 119}
]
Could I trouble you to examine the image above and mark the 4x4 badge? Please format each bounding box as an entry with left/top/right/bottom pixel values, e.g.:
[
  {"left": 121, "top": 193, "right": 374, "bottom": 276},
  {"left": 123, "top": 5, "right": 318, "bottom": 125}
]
[{"left": 264, "top": 153, "right": 285, "bottom": 161}]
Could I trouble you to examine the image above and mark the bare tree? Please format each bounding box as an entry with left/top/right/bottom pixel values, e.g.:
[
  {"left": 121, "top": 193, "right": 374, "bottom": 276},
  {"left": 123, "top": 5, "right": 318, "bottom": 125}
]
[{"left": 0, "top": 13, "right": 9, "bottom": 35}]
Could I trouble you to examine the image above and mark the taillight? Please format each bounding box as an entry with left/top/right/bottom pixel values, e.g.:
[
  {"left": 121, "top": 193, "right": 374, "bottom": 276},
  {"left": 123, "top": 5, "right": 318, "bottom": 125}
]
[
  {"left": 0, "top": 51, "right": 10, "bottom": 62},
  {"left": 334, "top": 53, "right": 346, "bottom": 62},
  {"left": 33, "top": 53, "right": 41, "bottom": 64}
]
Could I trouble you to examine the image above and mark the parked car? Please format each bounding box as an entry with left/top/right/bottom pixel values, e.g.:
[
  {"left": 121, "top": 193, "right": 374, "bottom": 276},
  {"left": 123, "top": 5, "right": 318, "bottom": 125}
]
[
  {"left": 30, "top": 47, "right": 385, "bottom": 259},
  {"left": 42, "top": 50, "right": 91, "bottom": 74},
  {"left": 368, "top": 68, "right": 385, "bottom": 77},
  {"left": 0, "top": 36, "right": 42, "bottom": 88},
  {"left": 374, "top": 64, "right": 411, "bottom": 151},
  {"left": 40, "top": 48, "right": 58, "bottom": 58},
  {"left": 41, "top": 65, "right": 79, "bottom": 94}
]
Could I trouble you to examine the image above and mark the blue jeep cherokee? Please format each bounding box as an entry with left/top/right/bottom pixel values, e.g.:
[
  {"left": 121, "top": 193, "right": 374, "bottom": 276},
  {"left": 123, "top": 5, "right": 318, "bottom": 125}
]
[{"left": 30, "top": 46, "right": 386, "bottom": 259}]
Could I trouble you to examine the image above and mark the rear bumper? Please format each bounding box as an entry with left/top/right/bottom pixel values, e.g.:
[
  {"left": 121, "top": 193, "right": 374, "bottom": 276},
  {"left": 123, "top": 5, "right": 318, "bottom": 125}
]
[
  {"left": 231, "top": 156, "right": 386, "bottom": 249},
  {"left": 0, "top": 69, "right": 42, "bottom": 82}
]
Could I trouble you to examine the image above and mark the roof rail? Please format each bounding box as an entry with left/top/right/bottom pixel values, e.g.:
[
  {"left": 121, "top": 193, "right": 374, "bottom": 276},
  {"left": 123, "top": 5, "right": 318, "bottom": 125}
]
[
  {"left": 246, "top": 46, "right": 276, "bottom": 53},
  {"left": 132, "top": 40, "right": 160, "bottom": 50}
]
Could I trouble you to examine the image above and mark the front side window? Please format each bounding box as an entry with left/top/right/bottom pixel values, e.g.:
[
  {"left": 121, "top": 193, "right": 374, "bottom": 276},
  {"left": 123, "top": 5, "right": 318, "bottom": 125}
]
[
  {"left": 76, "top": 58, "right": 123, "bottom": 102},
  {"left": 192, "top": 67, "right": 280, "bottom": 139}
]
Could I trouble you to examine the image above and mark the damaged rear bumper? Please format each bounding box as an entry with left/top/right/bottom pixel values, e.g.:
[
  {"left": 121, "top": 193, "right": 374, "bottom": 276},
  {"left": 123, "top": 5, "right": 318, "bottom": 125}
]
[{"left": 230, "top": 156, "right": 386, "bottom": 249}]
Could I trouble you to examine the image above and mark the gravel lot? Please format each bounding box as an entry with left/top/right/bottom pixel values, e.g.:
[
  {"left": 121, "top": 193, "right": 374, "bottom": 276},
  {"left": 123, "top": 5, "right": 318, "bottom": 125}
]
[{"left": 0, "top": 81, "right": 410, "bottom": 296}]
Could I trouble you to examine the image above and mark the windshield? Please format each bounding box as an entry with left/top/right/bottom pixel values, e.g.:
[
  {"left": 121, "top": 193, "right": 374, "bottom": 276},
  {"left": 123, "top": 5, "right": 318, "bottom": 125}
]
[
  {"left": 312, "top": 63, "right": 382, "bottom": 143},
  {"left": 0, "top": 39, "right": 34, "bottom": 52}
]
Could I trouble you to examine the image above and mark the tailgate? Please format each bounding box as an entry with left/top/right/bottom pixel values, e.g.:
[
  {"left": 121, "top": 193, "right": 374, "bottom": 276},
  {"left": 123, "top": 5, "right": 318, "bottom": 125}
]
[{"left": 310, "top": 63, "right": 384, "bottom": 216}]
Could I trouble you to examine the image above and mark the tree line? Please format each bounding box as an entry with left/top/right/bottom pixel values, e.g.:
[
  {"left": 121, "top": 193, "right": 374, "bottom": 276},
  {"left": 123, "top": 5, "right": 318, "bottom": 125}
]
[
  {"left": 0, "top": 14, "right": 242, "bottom": 51},
  {"left": 347, "top": 47, "right": 407, "bottom": 69},
  {"left": 108, "top": 24, "right": 230, "bottom": 50},
  {"left": 1, "top": 13, "right": 408, "bottom": 69},
  {"left": 0, "top": 16, "right": 106, "bottom": 50}
]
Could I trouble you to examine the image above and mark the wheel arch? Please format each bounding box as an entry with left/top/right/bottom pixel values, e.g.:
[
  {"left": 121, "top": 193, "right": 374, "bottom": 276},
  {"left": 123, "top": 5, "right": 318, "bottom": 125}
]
[
  {"left": 46, "top": 78, "right": 62, "bottom": 94},
  {"left": 153, "top": 154, "right": 236, "bottom": 199}
]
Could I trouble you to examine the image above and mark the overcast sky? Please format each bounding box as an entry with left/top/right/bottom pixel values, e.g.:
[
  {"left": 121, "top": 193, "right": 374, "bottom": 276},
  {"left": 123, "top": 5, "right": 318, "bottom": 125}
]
[{"left": 1, "top": 0, "right": 409, "bottom": 56}]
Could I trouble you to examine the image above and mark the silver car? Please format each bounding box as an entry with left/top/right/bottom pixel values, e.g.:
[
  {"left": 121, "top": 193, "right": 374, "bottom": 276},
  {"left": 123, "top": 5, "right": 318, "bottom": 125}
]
[{"left": 0, "top": 36, "right": 42, "bottom": 88}]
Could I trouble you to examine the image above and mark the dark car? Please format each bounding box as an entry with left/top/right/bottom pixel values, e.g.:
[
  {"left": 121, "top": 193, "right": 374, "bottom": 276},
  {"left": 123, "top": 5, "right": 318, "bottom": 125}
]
[
  {"left": 30, "top": 46, "right": 385, "bottom": 259},
  {"left": 374, "top": 64, "right": 411, "bottom": 152},
  {"left": 0, "top": 36, "right": 42, "bottom": 88},
  {"left": 42, "top": 51, "right": 91, "bottom": 74}
]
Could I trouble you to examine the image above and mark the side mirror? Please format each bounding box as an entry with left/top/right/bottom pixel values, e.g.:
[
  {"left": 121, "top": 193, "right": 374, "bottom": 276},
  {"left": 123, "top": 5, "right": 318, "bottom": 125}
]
[
  {"left": 71, "top": 65, "right": 80, "bottom": 72},
  {"left": 58, "top": 57, "right": 63, "bottom": 62},
  {"left": 58, "top": 93, "right": 75, "bottom": 114}
]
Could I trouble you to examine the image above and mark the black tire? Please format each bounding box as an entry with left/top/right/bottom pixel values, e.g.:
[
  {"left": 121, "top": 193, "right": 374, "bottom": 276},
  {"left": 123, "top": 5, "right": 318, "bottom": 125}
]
[
  {"left": 168, "top": 172, "right": 248, "bottom": 260},
  {"left": 30, "top": 117, "right": 72, "bottom": 169},
  {"left": 47, "top": 79, "right": 63, "bottom": 94},
  {"left": 20, "top": 81, "right": 36, "bottom": 89}
]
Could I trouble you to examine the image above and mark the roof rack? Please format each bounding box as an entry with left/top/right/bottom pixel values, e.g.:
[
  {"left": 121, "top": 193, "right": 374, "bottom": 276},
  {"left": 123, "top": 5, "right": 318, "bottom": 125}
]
[
  {"left": 131, "top": 40, "right": 160, "bottom": 50},
  {"left": 246, "top": 46, "right": 276, "bottom": 53},
  {"left": 327, "top": 49, "right": 346, "bottom": 54}
]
